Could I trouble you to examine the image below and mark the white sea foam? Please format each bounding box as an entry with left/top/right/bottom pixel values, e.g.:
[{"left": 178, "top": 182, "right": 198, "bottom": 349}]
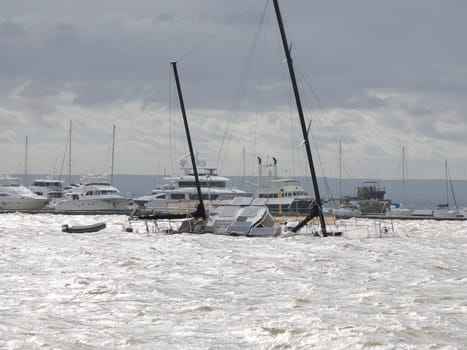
[{"left": 1, "top": 213, "right": 467, "bottom": 349}]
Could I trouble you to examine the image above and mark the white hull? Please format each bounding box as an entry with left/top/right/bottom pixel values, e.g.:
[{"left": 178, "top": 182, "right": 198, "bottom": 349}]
[
  {"left": 0, "top": 197, "right": 49, "bottom": 211},
  {"left": 55, "top": 197, "right": 129, "bottom": 211}
]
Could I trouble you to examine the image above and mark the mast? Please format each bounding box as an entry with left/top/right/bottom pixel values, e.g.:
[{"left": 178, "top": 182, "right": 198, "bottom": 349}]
[
  {"left": 338, "top": 140, "right": 342, "bottom": 209},
  {"left": 68, "top": 120, "right": 72, "bottom": 185},
  {"left": 272, "top": 0, "right": 327, "bottom": 235},
  {"left": 171, "top": 61, "right": 206, "bottom": 219},
  {"left": 110, "top": 124, "right": 116, "bottom": 185},
  {"left": 24, "top": 136, "right": 28, "bottom": 185},
  {"left": 401, "top": 147, "right": 405, "bottom": 207},
  {"left": 445, "top": 159, "right": 449, "bottom": 207}
]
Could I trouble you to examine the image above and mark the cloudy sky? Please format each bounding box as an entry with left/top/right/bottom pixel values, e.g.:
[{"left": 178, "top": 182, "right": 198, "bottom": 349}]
[{"left": 1, "top": 0, "right": 466, "bottom": 181}]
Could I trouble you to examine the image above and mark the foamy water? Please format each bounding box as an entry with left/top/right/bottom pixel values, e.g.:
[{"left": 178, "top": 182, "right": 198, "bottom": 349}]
[{"left": 1, "top": 213, "right": 466, "bottom": 349}]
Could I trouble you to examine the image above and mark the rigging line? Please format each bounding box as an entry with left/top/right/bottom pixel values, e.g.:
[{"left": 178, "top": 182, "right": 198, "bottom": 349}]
[
  {"left": 216, "top": 0, "right": 271, "bottom": 173},
  {"left": 218, "top": 0, "right": 270, "bottom": 174},
  {"left": 176, "top": 2, "right": 264, "bottom": 63},
  {"left": 293, "top": 54, "right": 362, "bottom": 192},
  {"left": 308, "top": 126, "right": 334, "bottom": 200},
  {"left": 59, "top": 131, "right": 69, "bottom": 180},
  {"left": 249, "top": 1, "right": 271, "bottom": 178},
  {"left": 447, "top": 161, "right": 458, "bottom": 210}
]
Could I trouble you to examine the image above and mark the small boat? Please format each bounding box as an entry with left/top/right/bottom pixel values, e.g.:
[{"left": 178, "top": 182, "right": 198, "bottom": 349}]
[{"left": 61, "top": 222, "right": 106, "bottom": 233}]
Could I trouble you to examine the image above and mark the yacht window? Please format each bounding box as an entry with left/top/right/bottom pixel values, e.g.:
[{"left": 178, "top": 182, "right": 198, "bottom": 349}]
[{"left": 171, "top": 193, "right": 185, "bottom": 200}]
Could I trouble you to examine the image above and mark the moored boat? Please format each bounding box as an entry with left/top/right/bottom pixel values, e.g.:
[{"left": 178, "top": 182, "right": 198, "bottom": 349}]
[
  {"left": 55, "top": 174, "right": 129, "bottom": 212},
  {"left": 29, "top": 178, "right": 65, "bottom": 208},
  {"left": 0, "top": 176, "right": 49, "bottom": 211}
]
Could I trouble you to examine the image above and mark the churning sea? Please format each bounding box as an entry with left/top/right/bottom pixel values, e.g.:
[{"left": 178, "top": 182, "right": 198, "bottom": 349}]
[{"left": 1, "top": 213, "right": 466, "bottom": 349}]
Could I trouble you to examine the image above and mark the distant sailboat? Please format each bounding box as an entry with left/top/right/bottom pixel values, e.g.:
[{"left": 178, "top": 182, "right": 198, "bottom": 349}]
[
  {"left": 433, "top": 160, "right": 460, "bottom": 218},
  {"left": 388, "top": 147, "right": 412, "bottom": 217}
]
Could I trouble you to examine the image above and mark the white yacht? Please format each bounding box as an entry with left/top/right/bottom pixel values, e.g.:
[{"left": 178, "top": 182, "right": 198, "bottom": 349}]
[
  {"left": 0, "top": 176, "right": 49, "bottom": 211},
  {"left": 55, "top": 174, "right": 129, "bottom": 212},
  {"left": 255, "top": 157, "right": 313, "bottom": 215},
  {"left": 29, "top": 178, "right": 65, "bottom": 208},
  {"left": 135, "top": 157, "right": 250, "bottom": 210}
]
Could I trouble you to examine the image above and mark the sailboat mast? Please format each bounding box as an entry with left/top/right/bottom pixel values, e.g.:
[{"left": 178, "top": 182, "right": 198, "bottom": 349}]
[
  {"left": 111, "top": 124, "right": 116, "bottom": 185},
  {"left": 68, "top": 120, "right": 72, "bottom": 185},
  {"left": 24, "top": 136, "right": 28, "bottom": 185},
  {"left": 272, "top": 0, "right": 327, "bottom": 235},
  {"left": 445, "top": 159, "right": 449, "bottom": 207},
  {"left": 338, "top": 140, "right": 342, "bottom": 208},
  {"left": 402, "top": 147, "right": 406, "bottom": 206},
  {"left": 171, "top": 61, "right": 206, "bottom": 219}
]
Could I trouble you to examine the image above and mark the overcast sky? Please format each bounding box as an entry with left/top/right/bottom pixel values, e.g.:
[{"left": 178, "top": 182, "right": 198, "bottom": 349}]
[{"left": 1, "top": 0, "right": 466, "bottom": 182}]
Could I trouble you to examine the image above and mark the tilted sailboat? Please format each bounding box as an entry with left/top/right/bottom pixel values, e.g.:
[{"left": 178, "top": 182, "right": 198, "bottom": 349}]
[
  {"left": 271, "top": 0, "right": 340, "bottom": 236},
  {"left": 131, "top": 61, "right": 207, "bottom": 229},
  {"left": 130, "top": 62, "right": 280, "bottom": 236}
]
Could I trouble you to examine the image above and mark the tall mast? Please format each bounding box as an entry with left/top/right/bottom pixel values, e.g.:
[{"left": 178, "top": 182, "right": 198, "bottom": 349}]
[
  {"left": 401, "top": 147, "right": 405, "bottom": 207},
  {"left": 272, "top": 0, "right": 327, "bottom": 235},
  {"left": 111, "top": 124, "right": 116, "bottom": 185},
  {"left": 445, "top": 159, "right": 449, "bottom": 207},
  {"left": 68, "top": 120, "right": 72, "bottom": 185},
  {"left": 24, "top": 136, "right": 28, "bottom": 185},
  {"left": 171, "top": 61, "right": 206, "bottom": 219},
  {"left": 339, "top": 140, "right": 342, "bottom": 208}
]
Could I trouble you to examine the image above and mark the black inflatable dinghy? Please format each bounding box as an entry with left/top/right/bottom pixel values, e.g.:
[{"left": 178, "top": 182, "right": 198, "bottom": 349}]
[{"left": 62, "top": 222, "right": 106, "bottom": 233}]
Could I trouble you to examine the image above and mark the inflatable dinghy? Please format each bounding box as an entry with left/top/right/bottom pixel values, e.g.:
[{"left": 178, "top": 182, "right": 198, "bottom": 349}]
[{"left": 62, "top": 222, "right": 106, "bottom": 233}]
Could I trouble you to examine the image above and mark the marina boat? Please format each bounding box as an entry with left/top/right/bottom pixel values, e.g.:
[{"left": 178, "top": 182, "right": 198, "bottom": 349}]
[
  {"left": 0, "top": 176, "right": 49, "bottom": 211},
  {"left": 55, "top": 174, "right": 129, "bottom": 212},
  {"left": 29, "top": 178, "right": 65, "bottom": 208},
  {"left": 340, "top": 181, "right": 391, "bottom": 215},
  {"left": 433, "top": 160, "right": 461, "bottom": 218},
  {"left": 135, "top": 156, "right": 250, "bottom": 210},
  {"left": 255, "top": 157, "right": 313, "bottom": 215}
]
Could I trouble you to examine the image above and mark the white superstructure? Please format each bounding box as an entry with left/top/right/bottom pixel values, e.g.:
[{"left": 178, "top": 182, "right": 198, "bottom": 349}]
[
  {"left": 135, "top": 157, "right": 250, "bottom": 210},
  {"left": 29, "top": 178, "right": 65, "bottom": 208}
]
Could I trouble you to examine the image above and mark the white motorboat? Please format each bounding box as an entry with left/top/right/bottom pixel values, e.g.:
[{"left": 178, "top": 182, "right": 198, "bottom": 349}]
[
  {"left": 29, "top": 178, "right": 65, "bottom": 208},
  {"left": 135, "top": 156, "right": 250, "bottom": 210},
  {"left": 0, "top": 176, "right": 49, "bottom": 211},
  {"left": 55, "top": 174, "right": 129, "bottom": 212}
]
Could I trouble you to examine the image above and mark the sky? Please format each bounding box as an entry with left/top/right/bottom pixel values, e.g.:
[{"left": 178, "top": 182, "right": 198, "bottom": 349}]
[{"left": 1, "top": 0, "right": 466, "bottom": 181}]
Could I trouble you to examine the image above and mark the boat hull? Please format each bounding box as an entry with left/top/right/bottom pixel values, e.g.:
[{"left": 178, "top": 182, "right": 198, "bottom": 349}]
[
  {"left": 55, "top": 197, "right": 129, "bottom": 212},
  {"left": 0, "top": 197, "right": 49, "bottom": 211}
]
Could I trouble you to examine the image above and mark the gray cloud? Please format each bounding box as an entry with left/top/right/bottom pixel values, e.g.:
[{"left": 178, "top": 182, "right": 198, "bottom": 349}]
[{"left": 1, "top": 0, "right": 466, "bottom": 179}]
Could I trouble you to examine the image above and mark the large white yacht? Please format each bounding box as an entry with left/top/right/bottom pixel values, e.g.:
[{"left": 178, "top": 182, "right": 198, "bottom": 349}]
[
  {"left": 29, "top": 178, "right": 65, "bottom": 208},
  {"left": 55, "top": 174, "right": 129, "bottom": 212},
  {"left": 0, "top": 176, "right": 49, "bottom": 211},
  {"left": 255, "top": 157, "right": 314, "bottom": 215},
  {"left": 134, "top": 157, "right": 250, "bottom": 210}
]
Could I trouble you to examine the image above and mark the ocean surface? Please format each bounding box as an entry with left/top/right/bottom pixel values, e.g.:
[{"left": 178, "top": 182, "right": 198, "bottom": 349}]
[{"left": 1, "top": 213, "right": 466, "bottom": 349}]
